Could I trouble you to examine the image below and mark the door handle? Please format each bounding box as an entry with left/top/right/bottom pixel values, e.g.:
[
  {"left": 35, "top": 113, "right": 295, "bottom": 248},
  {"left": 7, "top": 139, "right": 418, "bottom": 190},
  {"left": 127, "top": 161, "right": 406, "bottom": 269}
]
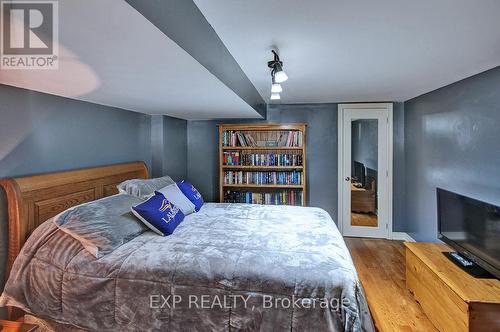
[{"left": 345, "top": 177, "right": 350, "bottom": 182}]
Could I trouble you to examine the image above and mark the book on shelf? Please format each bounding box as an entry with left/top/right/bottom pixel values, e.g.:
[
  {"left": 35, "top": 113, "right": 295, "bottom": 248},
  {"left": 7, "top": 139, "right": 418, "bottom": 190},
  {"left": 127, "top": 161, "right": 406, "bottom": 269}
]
[
  {"left": 224, "top": 189, "right": 303, "bottom": 206},
  {"left": 223, "top": 171, "right": 302, "bottom": 185},
  {"left": 222, "top": 130, "right": 303, "bottom": 148},
  {"left": 220, "top": 124, "right": 306, "bottom": 207},
  {"left": 223, "top": 151, "right": 303, "bottom": 166}
]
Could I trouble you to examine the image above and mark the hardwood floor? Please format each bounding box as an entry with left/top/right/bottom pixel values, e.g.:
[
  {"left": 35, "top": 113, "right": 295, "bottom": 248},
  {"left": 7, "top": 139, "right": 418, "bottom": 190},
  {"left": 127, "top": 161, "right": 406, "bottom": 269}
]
[
  {"left": 351, "top": 212, "right": 378, "bottom": 227},
  {"left": 345, "top": 237, "right": 437, "bottom": 332}
]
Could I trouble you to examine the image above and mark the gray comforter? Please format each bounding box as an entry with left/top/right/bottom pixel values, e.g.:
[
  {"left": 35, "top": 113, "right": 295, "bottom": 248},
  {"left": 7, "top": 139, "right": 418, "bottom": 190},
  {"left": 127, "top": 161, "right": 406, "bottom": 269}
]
[{"left": 0, "top": 202, "right": 373, "bottom": 331}]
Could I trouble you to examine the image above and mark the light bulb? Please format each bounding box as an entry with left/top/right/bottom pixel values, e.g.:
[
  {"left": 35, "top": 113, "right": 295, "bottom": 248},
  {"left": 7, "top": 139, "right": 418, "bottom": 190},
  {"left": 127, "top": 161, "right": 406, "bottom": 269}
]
[
  {"left": 274, "top": 70, "right": 288, "bottom": 83},
  {"left": 270, "top": 93, "right": 280, "bottom": 100},
  {"left": 271, "top": 83, "right": 282, "bottom": 93}
]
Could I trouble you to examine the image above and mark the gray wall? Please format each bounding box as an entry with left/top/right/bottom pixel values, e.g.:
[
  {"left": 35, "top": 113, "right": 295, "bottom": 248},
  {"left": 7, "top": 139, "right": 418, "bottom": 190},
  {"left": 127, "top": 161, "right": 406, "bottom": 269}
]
[
  {"left": 12, "top": 62, "right": 498, "bottom": 315},
  {"left": 0, "top": 88, "right": 408, "bottom": 319},
  {"left": 404, "top": 66, "right": 500, "bottom": 242},
  {"left": 265, "top": 104, "right": 338, "bottom": 218},
  {"left": 187, "top": 103, "right": 406, "bottom": 231},
  {"left": 0, "top": 85, "right": 187, "bottom": 318},
  {"left": 352, "top": 119, "right": 378, "bottom": 171},
  {"left": 187, "top": 120, "right": 220, "bottom": 202},
  {"left": 0, "top": 93, "right": 152, "bottom": 180},
  {"left": 187, "top": 104, "right": 338, "bottom": 217},
  {"left": 151, "top": 115, "right": 187, "bottom": 180}
]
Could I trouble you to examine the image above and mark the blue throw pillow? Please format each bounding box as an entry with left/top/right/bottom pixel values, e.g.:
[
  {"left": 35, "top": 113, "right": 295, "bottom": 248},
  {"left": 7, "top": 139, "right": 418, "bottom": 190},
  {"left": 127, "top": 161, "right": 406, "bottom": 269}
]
[
  {"left": 131, "top": 192, "right": 185, "bottom": 236},
  {"left": 177, "top": 181, "right": 204, "bottom": 212}
]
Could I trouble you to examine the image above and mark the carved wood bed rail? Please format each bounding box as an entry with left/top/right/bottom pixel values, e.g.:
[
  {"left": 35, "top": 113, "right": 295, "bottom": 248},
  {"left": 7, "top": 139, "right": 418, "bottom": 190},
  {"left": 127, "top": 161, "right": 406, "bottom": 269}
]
[{"left": 0, "top": 162, "right": 149, "bottom": 282}]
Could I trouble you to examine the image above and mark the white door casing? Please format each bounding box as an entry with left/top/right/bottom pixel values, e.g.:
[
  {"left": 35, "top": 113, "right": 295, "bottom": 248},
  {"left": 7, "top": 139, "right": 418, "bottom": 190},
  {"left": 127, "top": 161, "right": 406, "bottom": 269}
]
[{"left": 337, "top": 103, "right": 393, "bottom": 238}]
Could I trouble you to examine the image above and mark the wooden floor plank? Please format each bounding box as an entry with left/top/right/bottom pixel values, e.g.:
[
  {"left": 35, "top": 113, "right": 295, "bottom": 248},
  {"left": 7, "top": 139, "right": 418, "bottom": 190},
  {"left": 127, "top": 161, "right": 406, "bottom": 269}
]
[{"left": 345, "top": 237, "right": 437, "bottom": 332}]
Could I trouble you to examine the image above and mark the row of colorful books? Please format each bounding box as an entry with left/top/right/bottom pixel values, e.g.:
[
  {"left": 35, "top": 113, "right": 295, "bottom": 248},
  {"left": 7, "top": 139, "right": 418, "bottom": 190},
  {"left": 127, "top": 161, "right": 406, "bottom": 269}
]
[
  {"left": 222, "top": 130, "right": 303, "bottom": 147},
  {"left": 223, "top": 171, "right": 302, "bottom": 185},
  {"left": 223, "top": 190, "right": 303, "bottom": 206},
  {"left": 223, "top": 151, "right": 303, "bottom": 166}
]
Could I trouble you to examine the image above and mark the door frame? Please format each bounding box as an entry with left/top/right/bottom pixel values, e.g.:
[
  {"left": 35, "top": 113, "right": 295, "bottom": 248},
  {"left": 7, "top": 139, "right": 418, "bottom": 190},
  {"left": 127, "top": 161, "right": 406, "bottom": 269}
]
[{"left": 337, "top": 103, "right": 394, "bottom": 239}]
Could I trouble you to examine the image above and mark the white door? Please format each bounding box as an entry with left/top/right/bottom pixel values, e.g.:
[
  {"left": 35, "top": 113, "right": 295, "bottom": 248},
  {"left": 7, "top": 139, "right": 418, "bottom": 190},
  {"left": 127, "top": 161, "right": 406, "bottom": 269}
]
[{"left": 338, "top": 104, "right": 393, "bottom": 238}]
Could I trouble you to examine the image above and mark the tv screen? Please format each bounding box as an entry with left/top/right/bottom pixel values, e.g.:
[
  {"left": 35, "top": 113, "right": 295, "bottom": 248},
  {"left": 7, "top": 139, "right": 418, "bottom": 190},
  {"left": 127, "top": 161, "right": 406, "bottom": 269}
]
[
  {"left": 352, "top": 161, "right": 365, "bottom": 187},
  {"left": 437, "top": 188, "right": 500, "bottom": 278}
]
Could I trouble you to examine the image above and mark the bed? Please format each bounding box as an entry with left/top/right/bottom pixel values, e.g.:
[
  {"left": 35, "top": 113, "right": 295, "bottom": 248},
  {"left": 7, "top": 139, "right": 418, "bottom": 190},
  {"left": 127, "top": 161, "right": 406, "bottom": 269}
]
[{"left": 0, "top": 162, "right": 373, "bottom": 331}]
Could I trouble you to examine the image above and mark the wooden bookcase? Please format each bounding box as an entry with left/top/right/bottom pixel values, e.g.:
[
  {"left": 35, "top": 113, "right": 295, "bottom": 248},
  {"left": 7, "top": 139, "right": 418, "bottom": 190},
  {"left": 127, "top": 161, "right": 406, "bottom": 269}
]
[{"left": 218, "top": 124, "right": 307, "bottom": 206}]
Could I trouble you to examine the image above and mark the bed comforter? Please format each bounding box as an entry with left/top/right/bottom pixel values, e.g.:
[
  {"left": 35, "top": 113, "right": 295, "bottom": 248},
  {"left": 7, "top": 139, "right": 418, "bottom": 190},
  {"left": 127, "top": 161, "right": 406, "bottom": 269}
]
[{"left": 0, "top": 202, "right": 373, "bottom": 331}]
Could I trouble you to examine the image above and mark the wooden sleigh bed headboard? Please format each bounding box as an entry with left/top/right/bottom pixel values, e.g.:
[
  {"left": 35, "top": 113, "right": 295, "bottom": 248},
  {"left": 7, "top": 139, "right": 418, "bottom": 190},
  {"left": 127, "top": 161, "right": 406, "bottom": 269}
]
[{"left": 0, "top": 162, "right": 149, "bottom": 282}]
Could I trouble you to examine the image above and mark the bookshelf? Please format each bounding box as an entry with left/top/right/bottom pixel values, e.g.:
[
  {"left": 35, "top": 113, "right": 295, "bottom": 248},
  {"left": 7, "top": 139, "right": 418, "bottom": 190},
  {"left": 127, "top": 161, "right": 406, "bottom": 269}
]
[{"left": 218, "top": 124, "right": 307, "bottom": 206}]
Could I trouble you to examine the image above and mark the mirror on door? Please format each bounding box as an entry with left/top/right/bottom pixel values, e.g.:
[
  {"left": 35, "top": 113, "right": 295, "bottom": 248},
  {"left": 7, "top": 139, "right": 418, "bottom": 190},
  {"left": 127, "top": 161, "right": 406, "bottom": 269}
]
[{"left": 350, "top": 119, "right": 378, "bottom": 227}]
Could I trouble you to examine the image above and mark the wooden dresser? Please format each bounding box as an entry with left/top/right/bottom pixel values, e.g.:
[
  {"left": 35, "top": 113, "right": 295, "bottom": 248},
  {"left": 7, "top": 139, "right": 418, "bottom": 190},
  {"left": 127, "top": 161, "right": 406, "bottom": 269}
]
[
  {"left": 405, "top": 242, "right": 500, "bottom": 332},
  {"left": 350, "top": 182, "right": 376, "bottom": 213}
]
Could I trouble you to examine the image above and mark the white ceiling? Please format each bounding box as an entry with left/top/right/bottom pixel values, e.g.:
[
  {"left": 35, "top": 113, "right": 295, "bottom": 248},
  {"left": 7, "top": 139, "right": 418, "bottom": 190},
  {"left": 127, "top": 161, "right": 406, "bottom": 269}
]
[
  {"left": 0, "top": 0, "right": 261, "bottom": 120},
  {"left": 194, "top": 0, "right": 500, "bottom": 103}
]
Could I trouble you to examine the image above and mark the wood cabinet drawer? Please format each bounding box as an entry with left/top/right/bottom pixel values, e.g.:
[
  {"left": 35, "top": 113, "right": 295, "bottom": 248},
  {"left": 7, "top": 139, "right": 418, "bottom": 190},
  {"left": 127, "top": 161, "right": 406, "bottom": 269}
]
[
  {"left": 406, "top": 249, "right": 468, "bottom": 332},
  {"left": 405, "top": 243, "right": 500, "bottom": 332}
]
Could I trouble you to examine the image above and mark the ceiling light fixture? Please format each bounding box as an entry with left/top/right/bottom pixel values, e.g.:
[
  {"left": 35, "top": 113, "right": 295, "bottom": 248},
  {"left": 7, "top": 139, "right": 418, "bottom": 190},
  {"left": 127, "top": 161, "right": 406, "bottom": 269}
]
[
  {"left": 273, "top": 67, "right": 288, "bottom": 84},
  {"left": 271, "top": 78, "right": 282, "bottom": 93},
  {"left": 268, "top": 50, "right": 288, "bottom": 83},
  {"left": 268, "top": 50, "right": 287, "bottom": 100}
]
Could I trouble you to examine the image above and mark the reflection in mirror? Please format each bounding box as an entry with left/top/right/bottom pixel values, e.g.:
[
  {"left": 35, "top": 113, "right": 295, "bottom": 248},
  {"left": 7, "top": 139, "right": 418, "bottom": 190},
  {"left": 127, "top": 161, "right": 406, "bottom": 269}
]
[{"left": 350, "top": 119, "right": 378, "bottom": 227}]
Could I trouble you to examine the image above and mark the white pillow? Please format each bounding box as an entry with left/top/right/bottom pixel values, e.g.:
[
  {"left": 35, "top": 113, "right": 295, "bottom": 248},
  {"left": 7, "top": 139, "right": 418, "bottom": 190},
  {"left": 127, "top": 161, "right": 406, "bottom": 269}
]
[
  {"left": 117, "top": 176, "right": 174, "bottom": 200},
  {"left": 157, "top": 183, "right": 196, "bottom": 215}
]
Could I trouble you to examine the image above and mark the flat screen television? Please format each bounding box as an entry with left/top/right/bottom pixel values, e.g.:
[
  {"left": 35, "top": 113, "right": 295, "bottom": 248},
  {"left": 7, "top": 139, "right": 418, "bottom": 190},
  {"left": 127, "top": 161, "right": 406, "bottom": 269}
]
[
  {"left": 437, "top": 188, "right": 500, "bottom": 279},
  {"left": 352, "top": 161, "right": 366, "bottom": 187}
]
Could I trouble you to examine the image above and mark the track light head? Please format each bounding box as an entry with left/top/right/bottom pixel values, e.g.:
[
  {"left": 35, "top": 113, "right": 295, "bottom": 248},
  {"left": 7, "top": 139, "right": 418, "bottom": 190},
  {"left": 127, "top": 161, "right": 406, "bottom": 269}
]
[
  {"left": 268, "top": 50, "right": 288, "bottom": 83},
  {"left": 271, "top": 83, "right": 282, "bottom": 93},
  {"left": 270, "top": 93, "right": 281, "bottom": 100}
]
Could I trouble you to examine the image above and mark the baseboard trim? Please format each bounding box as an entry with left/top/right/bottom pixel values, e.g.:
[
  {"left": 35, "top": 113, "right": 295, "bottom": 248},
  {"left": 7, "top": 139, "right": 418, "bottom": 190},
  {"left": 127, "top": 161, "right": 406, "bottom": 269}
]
[{"left": 391, "top": 232, "right": 415, "bottom": 242}]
